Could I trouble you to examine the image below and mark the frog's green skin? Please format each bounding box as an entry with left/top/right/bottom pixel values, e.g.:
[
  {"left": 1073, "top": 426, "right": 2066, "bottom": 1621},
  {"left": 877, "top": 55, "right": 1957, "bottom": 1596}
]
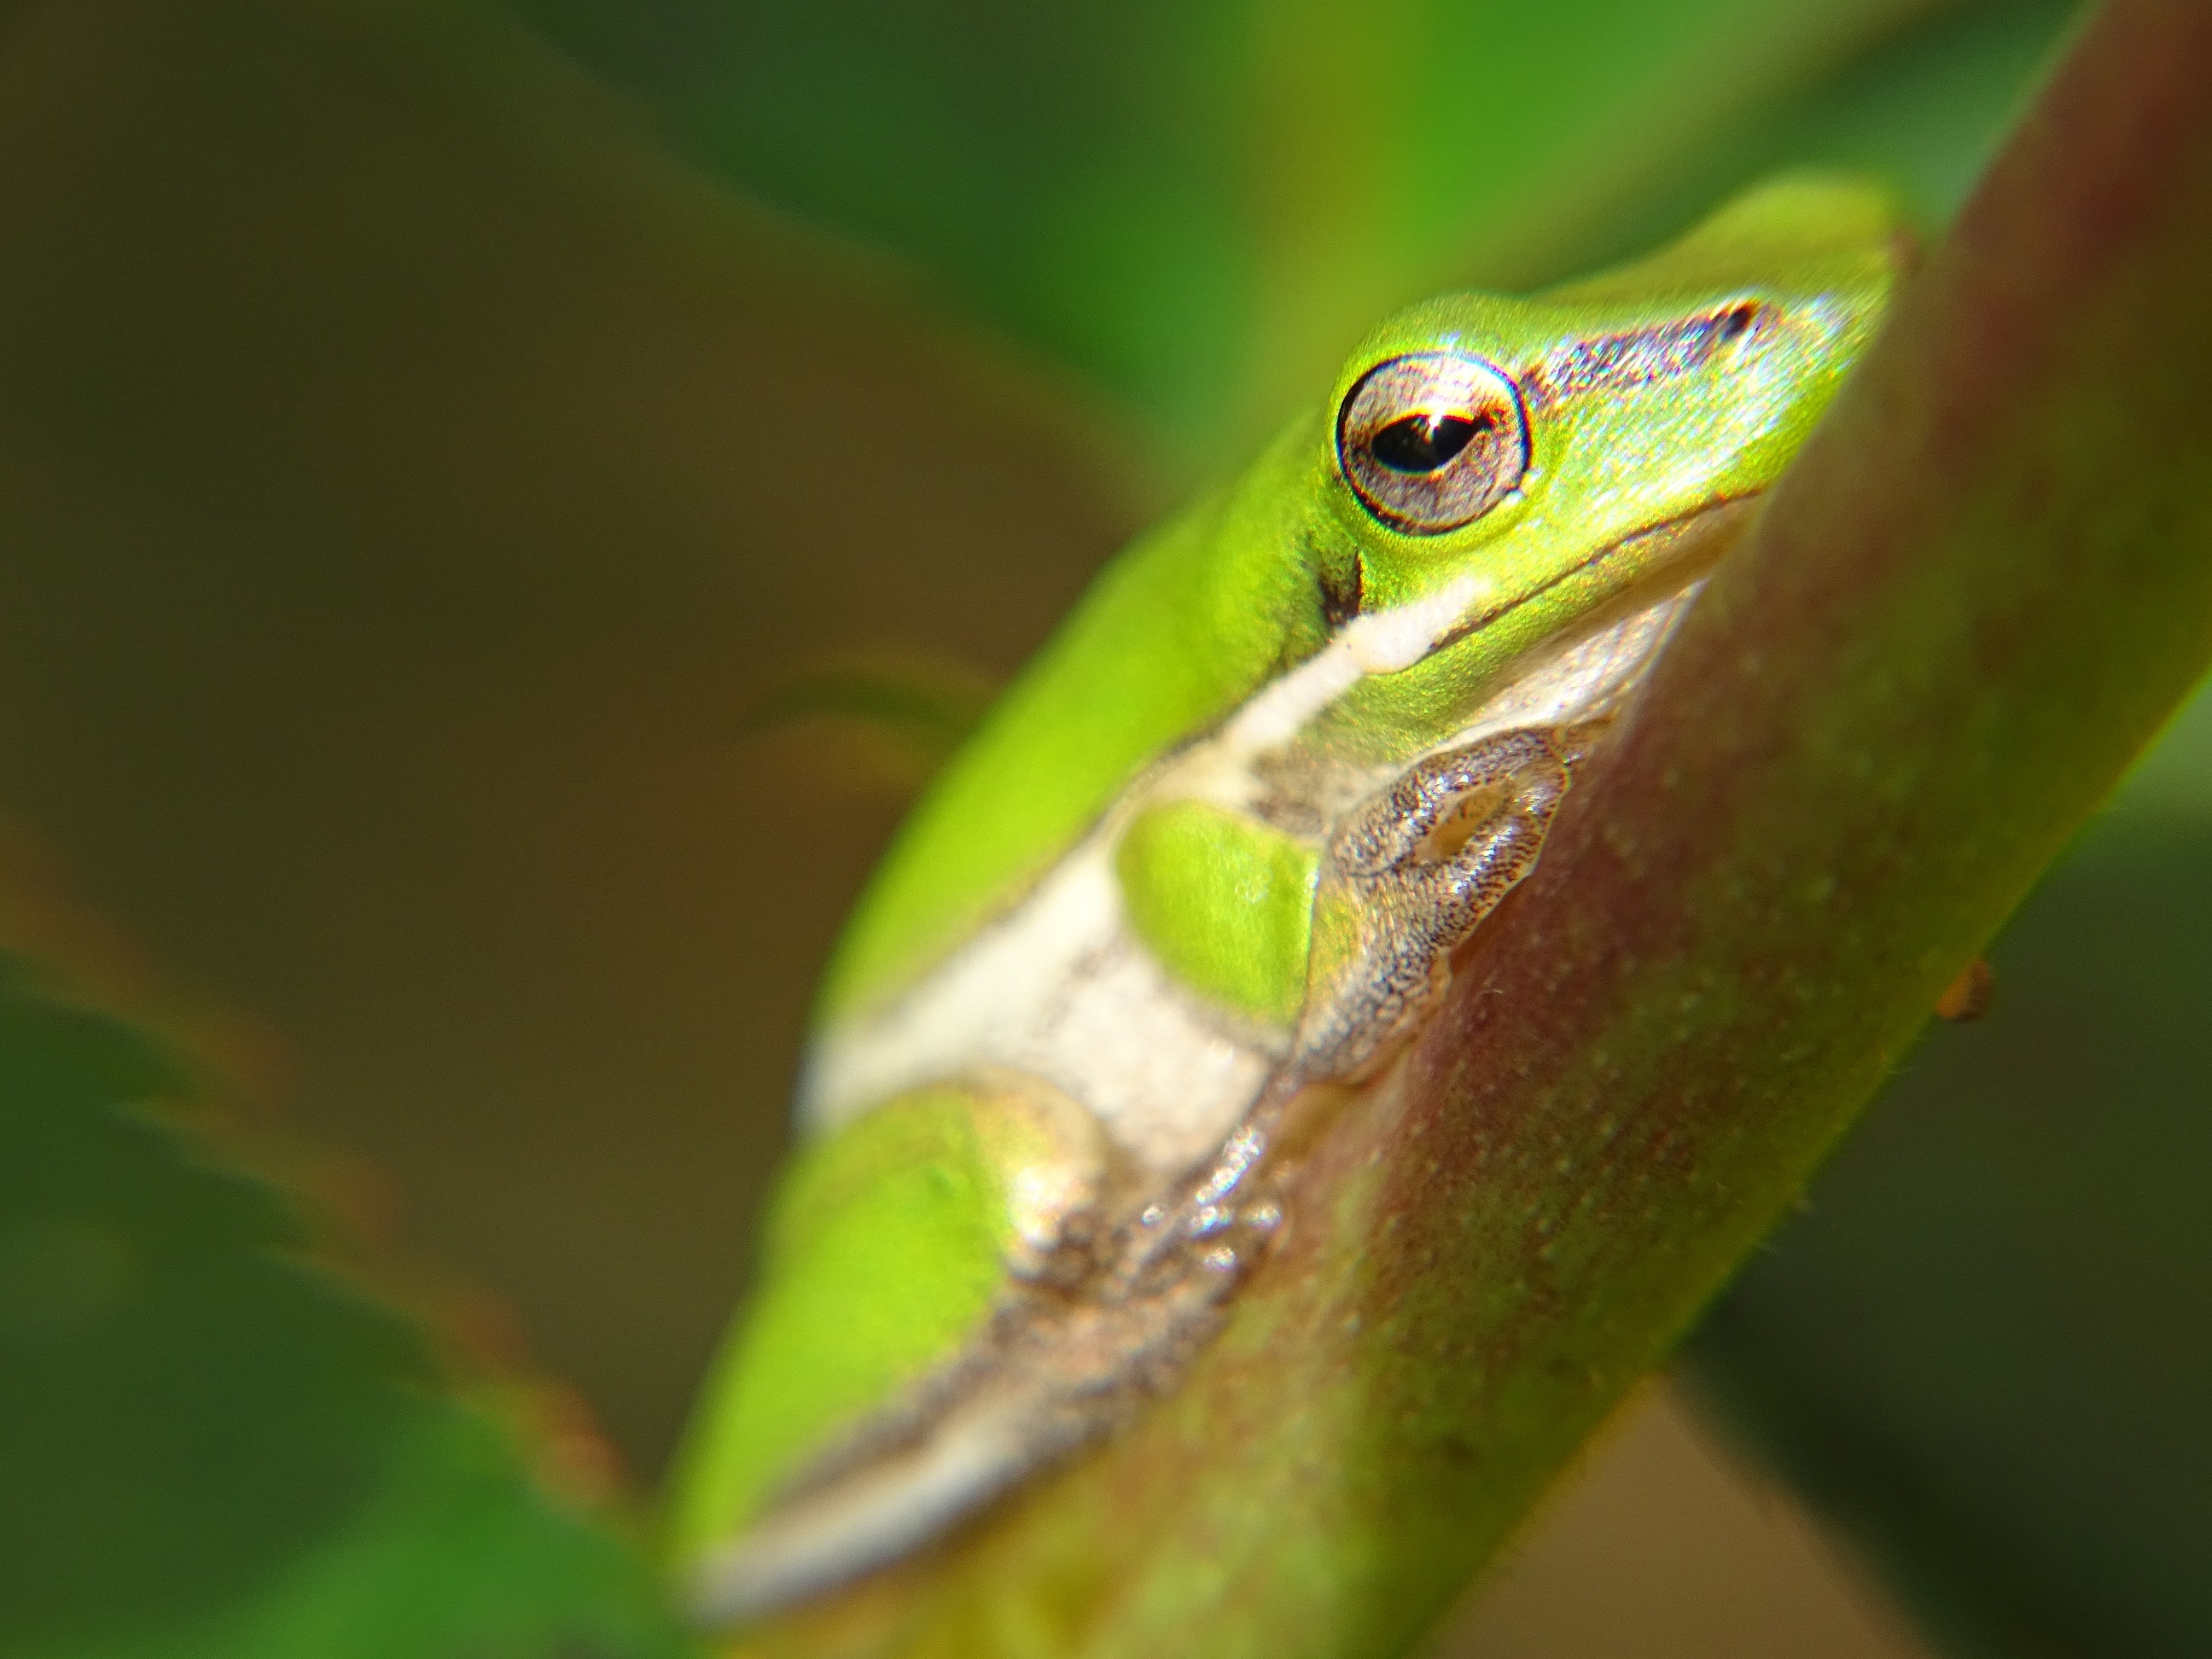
[{"left": 672, "top": 179, "right": 1898, "bottom": 1622}]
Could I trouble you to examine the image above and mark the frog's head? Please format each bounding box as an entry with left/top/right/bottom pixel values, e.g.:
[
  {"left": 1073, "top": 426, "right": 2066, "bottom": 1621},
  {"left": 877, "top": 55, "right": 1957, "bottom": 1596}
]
[
  {"left": 809, "top": 179, "right": 1903, "bottom": 1022},
  {"left": 1297, "top": 176, "right": 1902, "bottom": 755}
]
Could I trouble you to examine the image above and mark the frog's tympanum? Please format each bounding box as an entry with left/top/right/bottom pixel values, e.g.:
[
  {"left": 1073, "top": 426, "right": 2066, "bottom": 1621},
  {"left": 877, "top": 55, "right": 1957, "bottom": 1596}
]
[{"left": 669, "top": 178, "right": 1900, "bottom": 1622}]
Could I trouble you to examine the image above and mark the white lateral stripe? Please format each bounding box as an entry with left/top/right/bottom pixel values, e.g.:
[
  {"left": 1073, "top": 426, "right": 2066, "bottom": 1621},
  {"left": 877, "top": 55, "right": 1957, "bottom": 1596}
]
[
  {"left": 689, "top": 1413, "right": 1027, "bottom": 1622},
  {"left": 800, "top": 585, "right": 1698, "bottom": 1171},
  {"left": 1217, "top": 573, "right": 1485, "bottom": 760}
]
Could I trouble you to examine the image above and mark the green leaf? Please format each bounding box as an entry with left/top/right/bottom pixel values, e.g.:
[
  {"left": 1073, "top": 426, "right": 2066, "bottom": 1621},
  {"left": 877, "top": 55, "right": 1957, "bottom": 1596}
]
[
  {"left": 0, "top": 0, "right": 1136, "bottom": 1486},
  {"left": 1568, "top": 0, "right": 2091, "bottom": 272},
  {"left": 0, "top": 961, "right": 694, "bottom": 1658},
  {"left": 734, "top": 4, "right": 2212, "bottom": 1651},
  {"left": 507, "top": 0, "right": 2084, "bottom": 456}
]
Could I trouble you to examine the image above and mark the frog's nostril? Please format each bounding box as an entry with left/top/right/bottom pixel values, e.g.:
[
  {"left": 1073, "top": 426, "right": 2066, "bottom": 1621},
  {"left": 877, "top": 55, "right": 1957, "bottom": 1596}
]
[{"left": 1715, "top": 300, "right": 1764, "bottom": 342}]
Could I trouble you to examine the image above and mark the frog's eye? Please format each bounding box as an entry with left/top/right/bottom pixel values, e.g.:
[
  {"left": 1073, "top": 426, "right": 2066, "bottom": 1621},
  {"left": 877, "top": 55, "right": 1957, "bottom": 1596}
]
[{"left": 1336, "top": 352, "right": 1529, "bottom": 535}]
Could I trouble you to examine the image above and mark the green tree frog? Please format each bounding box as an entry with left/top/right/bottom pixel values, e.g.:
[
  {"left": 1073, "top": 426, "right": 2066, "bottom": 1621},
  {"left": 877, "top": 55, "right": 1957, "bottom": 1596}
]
[{"left": 670, "top": 178, "right": 1899, "bottom": 1622}]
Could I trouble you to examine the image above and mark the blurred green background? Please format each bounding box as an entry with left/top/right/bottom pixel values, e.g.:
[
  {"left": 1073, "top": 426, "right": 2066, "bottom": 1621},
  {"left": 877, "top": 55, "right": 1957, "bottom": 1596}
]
[{"left": 3, "top": 0, "right": 2204, "bottom": 1654}]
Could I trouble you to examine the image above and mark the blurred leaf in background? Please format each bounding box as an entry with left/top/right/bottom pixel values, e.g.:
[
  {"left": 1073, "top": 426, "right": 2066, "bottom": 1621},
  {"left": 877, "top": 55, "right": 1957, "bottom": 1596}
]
[
  {"left": 0, "top": 0, "right": 1136, "bottom": 1491},
  {"left": 0, "top": 959, "right": 692, "bottom": 1657},
  {"left": 507, "top": 0, "right": 2083, "bottom": 460}
]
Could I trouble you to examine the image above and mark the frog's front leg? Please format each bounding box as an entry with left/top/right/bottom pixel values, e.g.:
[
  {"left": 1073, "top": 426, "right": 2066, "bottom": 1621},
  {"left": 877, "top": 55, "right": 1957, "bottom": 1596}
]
[
  {"left": 1293, "top": 726, "right": 1577, "bottom": 1081},
  {"left": 1121, "top": 725, "right": 1584, "bottom": 1280}
]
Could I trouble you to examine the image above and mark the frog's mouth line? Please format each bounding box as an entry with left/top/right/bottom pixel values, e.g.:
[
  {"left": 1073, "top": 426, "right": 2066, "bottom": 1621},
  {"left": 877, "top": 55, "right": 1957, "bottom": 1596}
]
[
  {"left": 1217, "top": 493, "right": 1761, "bottom": 770},
  {"left": 1428, "top": 491, "right": 1764, "bottom": 661}
]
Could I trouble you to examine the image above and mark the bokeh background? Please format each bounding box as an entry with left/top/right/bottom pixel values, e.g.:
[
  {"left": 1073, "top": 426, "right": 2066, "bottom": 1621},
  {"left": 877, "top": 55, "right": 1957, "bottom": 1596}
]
[{"left": 2, "top": 1, "right": 2204, "bottom": 1654}]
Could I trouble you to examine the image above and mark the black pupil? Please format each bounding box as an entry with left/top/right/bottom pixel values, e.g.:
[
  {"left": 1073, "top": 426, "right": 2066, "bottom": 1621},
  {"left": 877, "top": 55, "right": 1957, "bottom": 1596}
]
[{"left": 1371, "top": 410, "right": 1486, "bottom": 474}]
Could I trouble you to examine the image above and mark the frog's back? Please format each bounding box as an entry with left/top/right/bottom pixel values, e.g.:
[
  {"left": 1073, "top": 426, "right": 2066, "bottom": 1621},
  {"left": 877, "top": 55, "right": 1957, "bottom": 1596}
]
[{"left": 815, "top": 418, "right": 1333, "bottom": 1022}]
